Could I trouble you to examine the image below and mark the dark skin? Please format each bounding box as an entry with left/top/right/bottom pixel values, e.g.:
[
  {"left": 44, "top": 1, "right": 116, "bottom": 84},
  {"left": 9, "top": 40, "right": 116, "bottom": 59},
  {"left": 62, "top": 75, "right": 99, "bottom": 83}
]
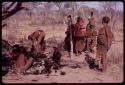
[
  {"left": 12, "top": 48, "right": 33, "bottom": 74},
  {"left": 64, "top": 16, "right": 75, "bottom": 53},
  {"left": 73, "top": 16, "right": 85, "bottom": 55},
  {"left": 52, "top": 47, "right": 61, "bottom": 65},
  {"left": 28, "top": 30, "right": 45, "bottom": 53},
  {"left": 96, "top": 17, "right": 113, "bottom": 72},
  {"left": 44, "top": 58, "right": 53, "bottom": 76},
  {"left": 86, "top": 16, "right": 97, "bottom": 53},
  {"left": 101, "top": 23, "right": 109, "bottom": 72}
]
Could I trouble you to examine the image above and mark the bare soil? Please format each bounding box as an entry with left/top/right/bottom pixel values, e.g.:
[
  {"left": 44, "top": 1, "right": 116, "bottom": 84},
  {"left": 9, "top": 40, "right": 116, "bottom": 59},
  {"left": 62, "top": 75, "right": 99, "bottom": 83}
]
[{"left": 2, "top": 9, "right": 123, "bottom": 83}]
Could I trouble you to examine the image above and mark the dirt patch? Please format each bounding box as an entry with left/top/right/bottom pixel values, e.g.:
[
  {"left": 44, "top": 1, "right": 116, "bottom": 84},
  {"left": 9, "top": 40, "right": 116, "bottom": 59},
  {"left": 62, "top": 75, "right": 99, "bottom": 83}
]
[{"left": 2, "top": 8, "right": 123, "bottom": 83}]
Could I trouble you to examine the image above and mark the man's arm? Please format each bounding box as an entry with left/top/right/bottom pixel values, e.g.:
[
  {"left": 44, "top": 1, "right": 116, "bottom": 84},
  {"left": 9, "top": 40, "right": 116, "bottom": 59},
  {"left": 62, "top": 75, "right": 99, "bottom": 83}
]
[
  {"left": 37, "top": 33, "right": 45, "bottom": 44},
  {"left": 105, "top": 27, "right": 111, "bottom": 50}
]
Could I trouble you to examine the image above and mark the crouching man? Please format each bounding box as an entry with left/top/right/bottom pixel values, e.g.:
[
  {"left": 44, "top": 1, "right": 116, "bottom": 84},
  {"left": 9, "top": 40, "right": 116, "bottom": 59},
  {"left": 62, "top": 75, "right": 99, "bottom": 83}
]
[
  {"left": 12, "top": 44, "right": 33, "bottom": 74},
  {"left": 28, "top": 30, "right": 46, "bottom": 54}
]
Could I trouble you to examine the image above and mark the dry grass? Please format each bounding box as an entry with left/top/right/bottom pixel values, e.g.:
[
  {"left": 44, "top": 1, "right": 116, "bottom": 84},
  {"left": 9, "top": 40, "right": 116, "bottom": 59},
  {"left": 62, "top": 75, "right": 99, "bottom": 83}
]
[{"left": 2, "top": 9, "right": 123, "bottom": 83}]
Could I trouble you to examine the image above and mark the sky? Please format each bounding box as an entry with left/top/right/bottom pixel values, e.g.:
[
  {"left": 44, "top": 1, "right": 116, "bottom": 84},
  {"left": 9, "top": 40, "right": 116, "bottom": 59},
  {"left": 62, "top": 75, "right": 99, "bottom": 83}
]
[
  {"left": 33, "top": 1, "right": 124, "bottom": 12},
  {"left": 77, "top": 1, "right": 123, "bottom": 12}
]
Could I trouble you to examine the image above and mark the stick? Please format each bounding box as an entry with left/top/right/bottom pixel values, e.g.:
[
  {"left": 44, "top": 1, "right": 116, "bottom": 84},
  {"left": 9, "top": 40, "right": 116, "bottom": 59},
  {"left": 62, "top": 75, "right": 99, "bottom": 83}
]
[{"left": 67, "top": 15, "right": 73, "bottom": 62}]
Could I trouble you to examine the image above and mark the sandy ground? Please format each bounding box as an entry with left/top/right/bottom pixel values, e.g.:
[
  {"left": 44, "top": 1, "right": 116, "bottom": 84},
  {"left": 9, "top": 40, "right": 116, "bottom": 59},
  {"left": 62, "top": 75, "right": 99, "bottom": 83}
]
[{"left": 2, "top": 9, "right": 123, "bottom": 83}]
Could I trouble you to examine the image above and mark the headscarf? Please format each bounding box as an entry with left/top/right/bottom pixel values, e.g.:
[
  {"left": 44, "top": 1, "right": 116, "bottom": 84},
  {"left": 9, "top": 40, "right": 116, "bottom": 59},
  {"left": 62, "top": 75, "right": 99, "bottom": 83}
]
[
  {"left": 77, "top": 16, "right": 84, "bottom": 25},
  {"left": 76, "top": 16, "right": 84, "bottom": 29}
]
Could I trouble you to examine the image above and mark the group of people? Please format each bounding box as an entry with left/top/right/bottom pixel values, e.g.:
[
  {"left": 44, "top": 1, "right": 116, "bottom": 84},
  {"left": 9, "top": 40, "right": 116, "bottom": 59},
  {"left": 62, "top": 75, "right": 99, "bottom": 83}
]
[
  {"left": 2, "top": 29, "right": 62, "bottom": 76},
  {"left": 2, "top": 12, "right": 113, "bottom": 76},
  {"left": 64, "top": 13, "right": 97, "bottom": 55},
  {"left": 64, "top": 12, "right": 113, "bottom": 72},
  {"left": 2, "top": 30, "right": 47, "bottom": 75}
]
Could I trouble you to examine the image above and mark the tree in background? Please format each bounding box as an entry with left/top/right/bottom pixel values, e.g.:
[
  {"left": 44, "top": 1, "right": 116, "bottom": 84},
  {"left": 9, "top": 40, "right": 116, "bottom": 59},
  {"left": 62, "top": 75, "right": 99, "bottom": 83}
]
[
  {"left": 63, "top": 2, "right": 78, "bottom": 23},
  {"left": 101, "top": 2, "right": 118, "bottom": 30},
  {"left": 54, "top": 2, "right": 63, "bottom": 15}
]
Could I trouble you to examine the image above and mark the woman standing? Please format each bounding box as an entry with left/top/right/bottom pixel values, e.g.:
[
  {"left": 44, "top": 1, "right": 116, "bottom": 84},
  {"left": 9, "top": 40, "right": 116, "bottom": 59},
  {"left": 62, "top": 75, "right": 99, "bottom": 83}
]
[{"left": 73, "top": 16, "right": 87, "bottom": 56}]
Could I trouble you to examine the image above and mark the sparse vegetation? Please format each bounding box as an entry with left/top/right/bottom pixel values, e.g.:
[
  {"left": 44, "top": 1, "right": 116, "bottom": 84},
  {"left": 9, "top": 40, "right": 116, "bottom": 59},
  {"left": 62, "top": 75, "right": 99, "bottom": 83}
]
[{"left": 2, "top": 1, "right": 123, "bottom": 83}]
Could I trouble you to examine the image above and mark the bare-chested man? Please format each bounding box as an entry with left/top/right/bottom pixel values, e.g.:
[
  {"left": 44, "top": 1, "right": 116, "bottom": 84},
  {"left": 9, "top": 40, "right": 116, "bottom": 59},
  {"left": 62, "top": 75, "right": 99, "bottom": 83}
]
[
  {"left": 28, "top": 30, "right": 46, "bottom": 53},
  {"left": 12, "top": 44, "right": 33, "bottom": 74},
  {"left": 96, "top": 16, "right": 113, "bottom": 72}
]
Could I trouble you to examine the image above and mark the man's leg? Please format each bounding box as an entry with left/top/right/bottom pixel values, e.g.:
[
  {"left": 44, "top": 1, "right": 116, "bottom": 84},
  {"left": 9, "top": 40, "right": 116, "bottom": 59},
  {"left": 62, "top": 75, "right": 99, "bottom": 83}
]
[
  {"left": 102, "top": 54, "right": 107, "bottom": 72},
  {"left": 86, "top": 38, "right": 91, "bottom": 53},
  {"left": 20, "top": 57, "right": 33, "bottom": 73},
  {"left": 96, "top": 52, "right": 102, "bottom": 70}
]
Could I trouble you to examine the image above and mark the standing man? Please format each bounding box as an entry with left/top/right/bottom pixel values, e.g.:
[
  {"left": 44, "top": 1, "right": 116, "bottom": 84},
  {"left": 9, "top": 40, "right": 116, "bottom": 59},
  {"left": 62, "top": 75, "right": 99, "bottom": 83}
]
[
  {"left": 64, "top": 15, "right": 75, "bottom": 55},
  {"left": 86, "top": 11, "right": 97, "bottom": 54},
  {"left": 96, "top": 16, "right": 113, "bottom": 72}
]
